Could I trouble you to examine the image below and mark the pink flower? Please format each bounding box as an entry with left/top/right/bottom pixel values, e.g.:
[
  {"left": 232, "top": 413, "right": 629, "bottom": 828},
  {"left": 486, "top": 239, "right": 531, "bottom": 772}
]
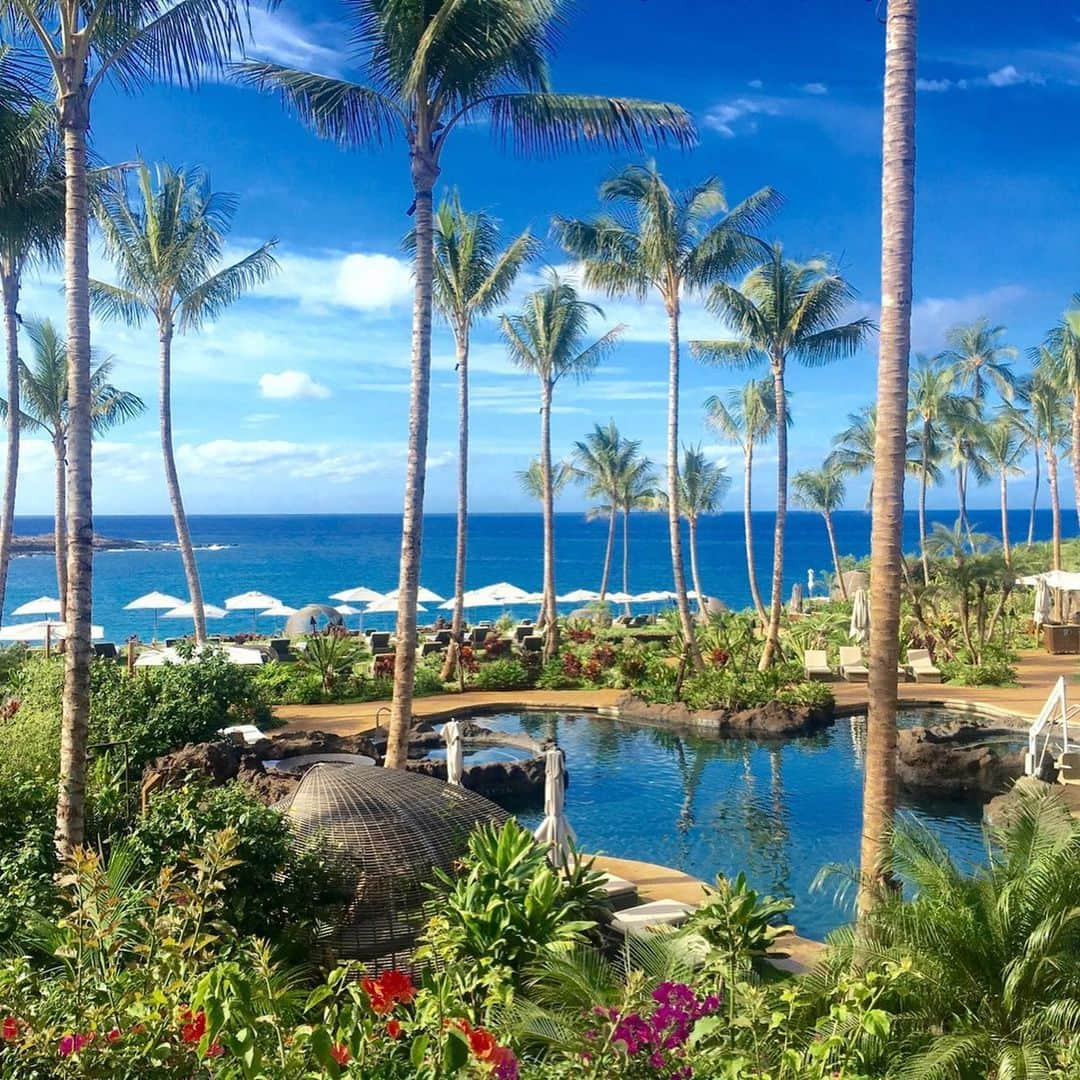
[
  {"left": 1, "top": 1017, "right": 18, "bottom": 1041},
  {"left": 106, "top": 1027, "right": 122, "bottom": 1043}
]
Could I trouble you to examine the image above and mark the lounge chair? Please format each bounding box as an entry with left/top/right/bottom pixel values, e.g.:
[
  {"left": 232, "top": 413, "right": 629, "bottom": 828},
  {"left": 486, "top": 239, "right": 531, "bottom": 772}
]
[
  {"left": 803, "top": 649, "right": 832, "bottom": 680},
  {"left": 93, "top": 642, "right": 119, "bottom": 660},
  {"left": 838, "top": 646, "right": 869, "bottom": 682},
  {"left": 420, "top": 641, "right": 444, "bottom": 658},
  {"left": 469, "top": 627, "right": 491, "bottom": 648},
  {"left": 513, "top": 625, "right": 534, "bottom": 643},
  {"left": 907, "top": 648, "right": 942, "bottom": 683},
  {"left": 1056, "top": 751, "right": 1080, "bottom": 785},
  {"left": 369, "top": 631, "right": 393, "bottom": 655},
  {"left": 429, "top": 629, "right": 451, "bottom": 646},
  {"left": 520, "top": 634, "right": 543, "bottom": 654},
  {"left": 266, "top": 638, "right": 293, "bottom": 662}
]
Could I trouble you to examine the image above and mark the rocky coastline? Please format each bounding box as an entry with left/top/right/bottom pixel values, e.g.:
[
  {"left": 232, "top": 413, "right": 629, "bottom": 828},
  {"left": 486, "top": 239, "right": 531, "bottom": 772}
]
[{"left": 12, "top": 533, "right": 170, "bottom": 555}]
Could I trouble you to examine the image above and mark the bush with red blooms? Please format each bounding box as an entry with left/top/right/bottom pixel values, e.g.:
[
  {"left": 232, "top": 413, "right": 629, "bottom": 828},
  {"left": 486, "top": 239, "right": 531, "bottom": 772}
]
[
  {"left": 591, "top": 643, "right": 617, "bottom": 668},
  {"left": 458, "top": 645, "right": 480, "bottom": 674},
  {"left": 709, "top": 648, "right": 731, "bottom": 668},
  {"left": 372, "top": 652, "right": 396, "bottom": 679},
  {"left": 562, "top": 652, "right": 584, "bottom": 679},
  {"left": 567, "top": 626, "right": 595, "bottom": 645}
]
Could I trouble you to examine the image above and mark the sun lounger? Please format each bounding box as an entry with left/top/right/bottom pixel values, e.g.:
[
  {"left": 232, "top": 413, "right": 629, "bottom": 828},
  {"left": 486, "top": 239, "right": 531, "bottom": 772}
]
[
  {"left": 1056, "top": 751, "right": 1080, "bottom": 785},
  {"left": 838, "top": 646, "right": 869, "bottom": 682},
  {"left": 420, "top": 641, "right": 444, "bottom": 657},
  {"left": 93, "top": 642, "right": 119, "bottom": 660},
  {"left": 369, "top": 631, "right": 393, "bottom": 655},
  {"left": 907, "top": 648, "right": 942, "bottom": 683},
  {"left": 803, "top": 649, "right": 832, "bottom": 680},
  {"left": 267, "top": 638, "right": 294, "bottom": 662},
  {"left": 609, "top": 899, "right": 695, "bottom": 935},
  {"left": 513, "top": 625, "right": 534, "bottom": 643},
  {"left": 520, "top": 634, "right": 543, "bottom": 654},
  {"left": 469, "top": 627, "right": 491, "bottom": 648}
]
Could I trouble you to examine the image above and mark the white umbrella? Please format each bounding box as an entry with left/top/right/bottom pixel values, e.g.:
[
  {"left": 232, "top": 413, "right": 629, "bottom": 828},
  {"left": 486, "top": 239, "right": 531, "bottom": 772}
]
[
  {"left": 386, "top": 586, "right": 444, "bottom": 603},
  {"left": 11, "top": 596, "right": 61, "bottom": 617},
  {"left": 0, "top": 620, "right": 103, "bottom": 642},
  {"left": 1034, "top": 577, "right": 1052, "bottom": 627},
  {"left": 807, "top": 569, "right": 816, "bottom": 596},
  {"left": 789, "top": 582, "right": 803, "bottom": 613},
  {"left": 633, "top": 590, "right": 676, "bottom": 603},
  {"left": 124, "top": 590, "right": 185, "bottom": 640},
  {"left": 260, "top": 603, "right": 296, "bottom": 618},
  {"left": 366, "top": 596, "right": 427, "bottom": 614},
  {"left": 849, "top": 588, "right": 870, "bottom": 645},
  {"left": 135, "top": 644, "right": 263, "bottom": 667},
  {"left": 163, "top": 602, "right": 227, "bottom": 620},
  {"left": 607, "top": 591, "right": 634, "bottom": 604},
  {"left": 534, "top": 747, "right": 575, "bottom": 868},
  {"left": 330, "top": 586, "right": 384, "bottom": 604},
  {"left": 334, "top": 603, "right": 365, "bottom": 631},
  {"left": 225, "top": 591, "right": 281, "bottom": 633},
  {"left": 443, "top": 720, "right": 464, "bottom": 787},
  {"left": 557, "top": 588, "right": 600, "bottom": 604}
]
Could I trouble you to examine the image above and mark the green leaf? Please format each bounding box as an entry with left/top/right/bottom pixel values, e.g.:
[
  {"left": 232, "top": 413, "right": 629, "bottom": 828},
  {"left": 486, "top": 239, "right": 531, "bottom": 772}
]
[{"left": 443, "top": 1028, "right": 469, "bottom": 1072}]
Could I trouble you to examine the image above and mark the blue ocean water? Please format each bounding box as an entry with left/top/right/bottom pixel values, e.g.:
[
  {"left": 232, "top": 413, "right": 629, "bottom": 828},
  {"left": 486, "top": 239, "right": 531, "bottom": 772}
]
[{"left": 3, "top": 508, "right": 1068, "bottom": 641}]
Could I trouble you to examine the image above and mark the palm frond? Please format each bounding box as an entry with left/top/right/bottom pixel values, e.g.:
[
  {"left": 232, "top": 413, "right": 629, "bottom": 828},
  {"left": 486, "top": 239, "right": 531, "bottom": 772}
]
[{"left": 177, "top": 240, "right": 278, "bottom": 328}]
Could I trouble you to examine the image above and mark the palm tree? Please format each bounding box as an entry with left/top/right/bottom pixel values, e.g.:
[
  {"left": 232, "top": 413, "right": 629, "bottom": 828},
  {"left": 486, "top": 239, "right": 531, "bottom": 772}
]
[
  {"left": 0, "top": 96, "right": 64, "bottom": 620},
  {"left": 90, "top": 164, "right": 277, "bottom": 644},
  {"left": 8, "top": 0, "right": 253, "bottom": 857},
  {"left": 616, "top": 452, "right": 658, "bottom": 609},
  {"left": 858, "top": 0, "right": 916, "bottom": 922},
  {"left": 555, "top": 166, "right": 778, "bottom": 669},
  {"left": 791, "top": 461, "right": 847, "bottom": 600},
  {"left": 670, "top": 445, "right": 730, "bottom": 613},
  {"left": 692, "top": 245, "right": 874, "bottom": 669},
  {"left": 981, "top": 414, "right": 1026, "bottom": 564},
  {"left": 1007, "top": 377, "right": 1042, "bottom": 547},
  {"left": 571, "top": 421, "right": 640, "bottom": 601},
  {"left": 240, "top": 2, "right": 693, "bottom": 770},
  {"left": 413, "top": 193, "right": 537, "bottom": 679},
  {"left": 1028, "top": 364, "right": 1071, "bottom": 571},
  {"left": 502, "top": 273, "right": 622, "bottom": 659},
  {"left": 940, "top": 397, "right": 990, "bottom": 547},
  {"left": 0, "top": 319, "right": 143, "bottom": 614},
  {"left": 942, "top": 317, "right": 1017, "bottom": 404},
  {"left": 516, "top": 457, "right": 576, "bottom": 502},
  {"left": 705, "top": 377, "right": 778, "bottom": 621},
  {"left": 1037, "top": 300, "right": 1080, "bottom": 530},
  {"left": 908, "top": 353, "right": 960, "bottom": 583}
]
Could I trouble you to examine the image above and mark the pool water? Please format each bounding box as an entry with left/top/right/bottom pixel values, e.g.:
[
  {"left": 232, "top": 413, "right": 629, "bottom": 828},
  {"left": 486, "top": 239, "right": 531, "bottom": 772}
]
[
  {"left": 426, "top": 744, "right": 535, "bottom": 766},
  {"left": 479, "top": 709, "right": 1000, "bottom": 941}
]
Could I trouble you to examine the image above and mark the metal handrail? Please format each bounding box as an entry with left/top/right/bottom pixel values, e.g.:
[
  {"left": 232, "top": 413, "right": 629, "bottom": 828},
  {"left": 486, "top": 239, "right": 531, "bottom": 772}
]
[{"left": 1026, "top": 677, "right": 1069, "bottom": 777}]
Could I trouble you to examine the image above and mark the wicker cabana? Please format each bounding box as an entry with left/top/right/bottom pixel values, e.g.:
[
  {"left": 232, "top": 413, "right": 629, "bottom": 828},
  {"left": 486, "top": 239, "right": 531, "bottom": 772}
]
[{"left": 279, "top": 763, "right": 507, "bottom": 967}]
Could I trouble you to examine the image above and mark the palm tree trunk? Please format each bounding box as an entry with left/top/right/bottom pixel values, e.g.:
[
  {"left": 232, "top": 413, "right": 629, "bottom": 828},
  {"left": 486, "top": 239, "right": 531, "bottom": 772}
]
[
  {"left": 743, "top": 440, "right": 766, "bottom": 620},
  {"left": 621, "top": 503, "right": 631, "bottom": 613},
  {"left": 1049, "top": 448, "right": 1062, "bottom": 571},
  {"left": 959, "top": 462, "right": 973, "bottom": 547},
  {"left": 540, "top": 378, "right": 558, "bottom": 660},
  {"left": 688, "top": 514, "right": 705, "bottom": 615},
  {"left": 665, "top": 304, "right": 701, "bottom": 668},
  {"left": 599, "top": 506, "right": 615, "bottom": 600},
  {"left": 857, "top": 0, "right": 916, "bottom": 923},
  {"left": 159, "top": 323, "right": 206, "bottom": 643},
  {"left": 824, "top": 509, "right": 847, "bottom": 600},
  {"left": 386, "top": 159, "right": 438, "bottom": 770},
  {"left": 1027, "top": 439, "right": 1040, "bottom": 547},
  {"left": 999, "top": 469, "right": 1010, "bottom": 565},
  {"left": 758, "top": 358, "right": 787, "bottom": 670},
  {"left": 918, "top": 434, "right": 930, "bottom": 585},
  {"left": 55, "top": 103, "right": 93, "bottom": 859},
  {"left": 441, "top": 330, "right": 469, "bottom": 682},
  {"left": 1072, "top": 396, "right": 1080, "bottom": 533},
  {"left": 0, "top": 269, "right": 21, "bottom": 623},
  {"left": 53, "top": 433, "right": 67, "bottom": 619}
]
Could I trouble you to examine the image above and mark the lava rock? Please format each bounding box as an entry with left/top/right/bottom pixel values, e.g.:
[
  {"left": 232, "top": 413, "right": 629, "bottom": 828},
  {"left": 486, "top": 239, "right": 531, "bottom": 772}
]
[
  {"left": 261, "top": 730, "right": 380, "bottom": 762},
  {"left": 142, "top": 739, "right": 251, "bottom": 790},
  {"left": 613, "top": 693, "right": 833, "bottom": 737},
  {"left": 408, "top": 754, "right": 546, "bottom": 803},
  {"left": 896, "top": 719, "right": 1024, "bottom": 798}
]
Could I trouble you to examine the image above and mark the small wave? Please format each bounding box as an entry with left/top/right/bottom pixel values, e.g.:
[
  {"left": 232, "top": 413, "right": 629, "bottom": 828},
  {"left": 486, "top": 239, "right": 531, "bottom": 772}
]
[{"left": 196, "top": 543, "right": 234, "bottom": 552}]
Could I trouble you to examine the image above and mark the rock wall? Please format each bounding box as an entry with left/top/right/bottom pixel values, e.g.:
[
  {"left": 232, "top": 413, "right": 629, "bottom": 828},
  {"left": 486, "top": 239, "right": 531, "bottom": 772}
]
[{"left": 613, "top": 693, "right": 833, "bottom": 737}]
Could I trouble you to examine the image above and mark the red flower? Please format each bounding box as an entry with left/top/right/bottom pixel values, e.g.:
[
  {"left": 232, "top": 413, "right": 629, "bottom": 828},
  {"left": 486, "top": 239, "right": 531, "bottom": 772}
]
[
  {"left": 330, "top": 1042, "right": 350, "bottom": 1065},
  {"left": 360, "top": 976, "right": 393, "bottom": 1015},
  {"left": 106, "top": 1027, "right": 122, "bottom": 1044},
  {"left": 377, "top": 970, "right": 416, "bottom": 1005},
  {"left": 1, "top": 1017, "right": 18, "bottom": 1041},
  {"left": 467, "top": 1027, "right": 498, "bottom": 1060},
  {"left": 206, "top": 1042, "right": 224, "bottom": 1058},
  {"left": 386, "top": 1019, "right": 402, "bottom": 1040},
  {"left": 180, "top": 1009, "right": 207, "bottom": 1044}
]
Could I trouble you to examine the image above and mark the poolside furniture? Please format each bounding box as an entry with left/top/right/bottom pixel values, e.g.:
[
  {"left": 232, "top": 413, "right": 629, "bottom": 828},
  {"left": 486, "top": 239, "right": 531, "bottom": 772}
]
[
  {"left": 803, "top": 650, "right": 832, "bottom": 680},
  {"left": 369, "top": 631, "right": 393, "bottom": 655},
  {"left": 520, "top": 634, "right": 543, "bottom": 654},
  {"left": 1056, "top": 751, "right": 1080, "bottom": 785},
  {"left": 469, "top": 627, "right": 491, "bottom": 648},
  {"left": 838, "top": 647, "right": 869, "bottom": 682},
  {"left": 267, "top": 638, "right": 294, "bottom": 662},
  {"left": 907, "top": 648, "right": 942, "bottom": 683},
  {"left": 609, "top": 898, "right": 695, "bottom": 935},
  {"left": 513, "top": 625, "right": 534, "bottom": 643},
  {"left": 93, "top": 642, "right": 119, "bottom": 660},
  {"left": 420, "top": 641, "right": 444, "bottom": 658},
  {"left": 600, "top": 872, "right": 639, "bottom": 912},
  {"left": 429, "top": 629, "right": 451, "bottom": 646},
  {"left": 220, "top": 724, "right": 267, "bottom": 746}
]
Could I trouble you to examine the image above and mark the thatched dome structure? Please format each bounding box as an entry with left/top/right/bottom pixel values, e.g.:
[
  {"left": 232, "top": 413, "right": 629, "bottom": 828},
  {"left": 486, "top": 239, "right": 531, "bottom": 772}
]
[
  {"left": 278, "top": 764, "right": 507, "bottom": 967},
  {"left": 283, "top": 603, "right": 344, "bottom": 639}
]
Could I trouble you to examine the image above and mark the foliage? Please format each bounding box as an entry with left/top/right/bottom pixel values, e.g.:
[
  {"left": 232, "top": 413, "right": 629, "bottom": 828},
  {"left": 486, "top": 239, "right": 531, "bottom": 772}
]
[
  {"left": 298, "top": 633, "right": 364, "bottom": 695},
  {"left": 472, "top": 659, "right": 532, "bottom": 692},
  {"left": 414, "top": 661, "right": 448, "bottom": 697}
]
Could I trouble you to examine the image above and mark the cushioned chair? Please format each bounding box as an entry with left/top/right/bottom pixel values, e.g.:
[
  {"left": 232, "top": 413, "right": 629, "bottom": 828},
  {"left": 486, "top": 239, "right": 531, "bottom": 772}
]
[
  {"left": 838, "top": 646, "right": 869, "bottom": 682},
  {"left": 906, "top": 648, "right": 942, "bottom": 683},
  {"left": 803, "top": 649, "right": 832, "bottom": 680}
]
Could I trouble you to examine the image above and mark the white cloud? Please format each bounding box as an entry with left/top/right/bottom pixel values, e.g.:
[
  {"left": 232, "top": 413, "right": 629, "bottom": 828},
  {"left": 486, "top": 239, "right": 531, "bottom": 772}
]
[
  {"left": 908, "top": 285, "right": 1027, "bottom": 351},
  {"left": 801, "top": 82, "right": 828, "bottom": 95},
  {"left": 702, "top": 96, "right": 783, "bottom": 138},
  {"left": 245, "top": 9, "right": 346, "bottom": 73},
  {"left": 258, "top": 249, "right": 414, "bottom": 312},
  {"left": 244, "top": 412, "right": 280, "bottom": 426},
  {"left": 917, "top": 77, "right": 961, "bottom": 92},
  {"left": 259, "top": 370, "right": 331, "bottom": 400},
  {"left": 747, "top": 79, "right": 764, "bottom": 89},
  {"left": 986, "top": 63, "right": 1044, "bottom": 87}
]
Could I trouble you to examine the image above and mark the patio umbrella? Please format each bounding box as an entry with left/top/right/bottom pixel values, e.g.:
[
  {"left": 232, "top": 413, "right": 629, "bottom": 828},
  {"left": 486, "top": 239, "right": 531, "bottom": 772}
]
[
  {"left": 789, "top": 582, "right": 803, "bottom": 613},
  {"left": 225, "top": 591, "right": 281, "bottom": 633},
  {"left": 163, "top": 602, "right": 227, "bottom": 621},
  {"left": 443, "top": 720, "right": 464, "bottom": 787},
  {"left": 0, "top": 620, "right": 103, "bottom": 642},
  {"left": 334, "top": 603, "right": 365, "bottom": 631},
  {"left": 366, "top": 596, "right": 427, "bottom": 615},
  {"left": 124, "top": 590, "right": 185, "bottom": 640},
  {"left": 386, "top": 586, "right": 444, "bottom": 604},
  {"left": 330, "top": 586, "right": 384, "bottom": 604},
  {"left": 534, "top": 747, "right": 575, "bottom": 868},
  {"left": 807, "top": 569, "right": 816, "bottom": 596},
  {"left": 849, "top": 588, "right": 870, "bottom": 645},
  {"left": 1034, "top": 577, "right": 1052, "bottom": 627},
  {"left": 633, "top": 590, "right": 676, "bottom": 603},
  {"left": 557, "top": 588, "right": 600, "bottom": 603},
  {"left": 260, "top": 603, "right": 297, "bottom": 634},
  {"left": 11, "top": 596, "right": 61, "bottom": 617}
]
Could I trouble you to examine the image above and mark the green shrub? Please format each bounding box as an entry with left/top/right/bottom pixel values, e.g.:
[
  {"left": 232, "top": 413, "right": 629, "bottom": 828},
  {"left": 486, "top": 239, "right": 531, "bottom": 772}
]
[
  {"left": 298, "top": 634, "right": 364, "bottom": 694},
  {"left": 252, "top": 661, "right": 324, "bottom": 705},
  {"left": 536, "top": 659, "right": 582, "bottom": 690},
  {"left": 413, "top": 662, "right": 446, "bottom": 696},
  {"left": 940, "top": 656, "right": 1017, "bottom": 686},
  {"left": 472, "top": 658, "right": 531, "bottom": 691}
]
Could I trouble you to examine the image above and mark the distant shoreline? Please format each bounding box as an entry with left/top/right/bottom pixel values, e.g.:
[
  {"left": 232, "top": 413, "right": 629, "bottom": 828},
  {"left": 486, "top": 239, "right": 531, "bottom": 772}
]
[{"left": 11, "top": 534, "right": 170, "bottom": 556}]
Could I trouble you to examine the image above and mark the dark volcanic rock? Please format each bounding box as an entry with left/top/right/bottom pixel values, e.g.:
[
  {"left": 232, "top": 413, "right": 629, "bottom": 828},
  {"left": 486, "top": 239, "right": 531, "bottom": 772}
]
[
  {"left": 143, "top": 739, "right": 251, "bottom": 789},
  {"left": 613, "top": 693, "right": 832, "bottom": 737},
  {"left": 262, "top": 730, "right": 380, "bottom": 762},
  {"left": 408, "top": 754, "right": 546, "bottom": 802},
  {"left": 897, "top": 719, "right": 1024, "bottom": 798}
]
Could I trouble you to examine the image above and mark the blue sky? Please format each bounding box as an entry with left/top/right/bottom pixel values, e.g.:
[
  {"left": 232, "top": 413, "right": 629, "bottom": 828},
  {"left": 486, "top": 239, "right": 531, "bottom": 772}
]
[{"left": 13, "top": 0, "right": 1080, "bottom": 514}]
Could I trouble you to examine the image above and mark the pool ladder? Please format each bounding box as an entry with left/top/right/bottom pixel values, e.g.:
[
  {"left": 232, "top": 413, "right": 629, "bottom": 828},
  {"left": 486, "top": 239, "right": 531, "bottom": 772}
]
[{"left": 1025, "top": 677, "right": 1080, "bottom": 779}]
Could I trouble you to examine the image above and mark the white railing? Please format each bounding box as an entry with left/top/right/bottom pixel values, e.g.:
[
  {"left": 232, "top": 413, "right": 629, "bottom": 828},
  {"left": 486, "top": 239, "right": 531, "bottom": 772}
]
[{"left": 1025, "top": 676, "right": 1080, "bottom": 777}]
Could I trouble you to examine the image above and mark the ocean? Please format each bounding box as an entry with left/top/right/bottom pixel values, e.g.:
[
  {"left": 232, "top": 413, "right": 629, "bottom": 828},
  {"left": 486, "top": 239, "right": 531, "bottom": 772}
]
[{"left": 3, "top": 509, "right": 1068, "bottom": 643}]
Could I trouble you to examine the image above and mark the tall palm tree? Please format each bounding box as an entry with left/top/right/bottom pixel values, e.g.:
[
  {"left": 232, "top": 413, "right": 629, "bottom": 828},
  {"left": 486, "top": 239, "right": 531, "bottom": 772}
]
[
  {"left": 940, "top": 397, "right": 990, "bottom": 547},
  {"left": 502, "top": 273, "right": 622, "bottom": 659},
  {"left": 942, "top": 317, "right": 1017, "bottom": 405},
  {"left": 413, "top": 193, "right": 537, "bottom": 679},
  {"left": 554, "top": 163, "right": 779, "bottom": 670},
  {"left": 7, "top": 0, "right": 254, "bottom": 856},
  {"left": 1037, "top": 300, "right": 1080, "bottom": 530},
  {"left": 241, "top": 1, "right": 693, "bottom": 771},
  {"left": 981, "top": 414, "right": 1026, "bottom": 564},
  {"left": 616, "top": 451, "right": 657, "bottom": 609},
  {"left": 692, "top": 245, "right": 874, "bottom": 669},
  {"left": 571, "top": 421, "right": 640, "bottom": 601},
  {"left": 516, "top": 457, "right": 576, "bottom": 502},
  {"left": 90, "top": 164, "right": 277, "bottom": 644},
  {"left": 791, "top": 460, "right": 847, "bottom": 599},
  {"left": 908, "top": 353, "right": 960, "bottom": 583},
  {"left": 672, "top": 445, "right": 730, "bottom": 613},
  {"left": 858, "top": 0, "right": 916, "bottom": 922},
  {"left": 0, "top": 319, "right": 143, "bottom": 614},
  {"left": 705, "top": 377, "right": 778, "bottom": 621},
  {"left": 1028, "top": 363, "right": 1071, "bottom": 571},
  {"left": 1007, "top": 377, "right": 1042, "bottom": 547},
  {"left": 0, "top": 96, "right": 64, "bottom": 620}
]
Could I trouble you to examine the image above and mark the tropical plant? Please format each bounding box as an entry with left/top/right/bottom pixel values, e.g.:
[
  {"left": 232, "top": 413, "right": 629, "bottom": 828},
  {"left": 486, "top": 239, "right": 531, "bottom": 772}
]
[
  {"left": 936, "top": 395, "right": 989, "bottom": 547},
  {"left": 298, "top": 634, "right": 362, "bottom": 695},
  {"left": 240, "top": 0, "right": 693, "bottom": 772},
  {"left": 91, "top": 164, "right": 277, "bottom": 644},
  {"left": 1026, "top": 364, "right": 1071, "bottom": 570},
  {"left": 692, "top": 244, "right": 874, "bottom": 669},
  {"left": 6, "top": 0, "right": 255, "bottom": 860},
  {"left": 517, "top": 457, "right": 576, "bottom": 503},
  {"left": 705, "top": 377, "right": 778, "bottom": 621},
  {"left": 411, "top": 193, "right": 538, "bottom": 680},
  {"left": 792, "top": 460, "right": 847, "bottom": 599},
  {"left": 0, "top": 94, "right": 64, "bottom": 620},
  {"left": 980, "top": 414, "right": 1026, "bottom": 565},
  {"left": 555, "top": 162, "right": 779, "bottom": 669},
  {"left": 614, "top": 450, "right": 657, "bottom": 610},
  {"left": 1037, "top": 299, "right": 1080, "bottom": 530},
  {"left": 502, "top": 273, "right": 622, "bottom": 659},
  {"left": 0, "top": 319, "right": 143, "bottom": 615},
  {"left": 941, "top": 316, "right": 1016, "bottom": 404},
  {"left": 858, "top": 0, "right": 915, "bottom": 923}
]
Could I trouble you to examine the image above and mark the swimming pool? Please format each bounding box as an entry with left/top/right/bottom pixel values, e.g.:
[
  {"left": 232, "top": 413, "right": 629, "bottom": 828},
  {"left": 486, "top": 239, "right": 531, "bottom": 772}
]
[{"left": 476, "top": 708, "right": 1007, "bottom": 941}]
